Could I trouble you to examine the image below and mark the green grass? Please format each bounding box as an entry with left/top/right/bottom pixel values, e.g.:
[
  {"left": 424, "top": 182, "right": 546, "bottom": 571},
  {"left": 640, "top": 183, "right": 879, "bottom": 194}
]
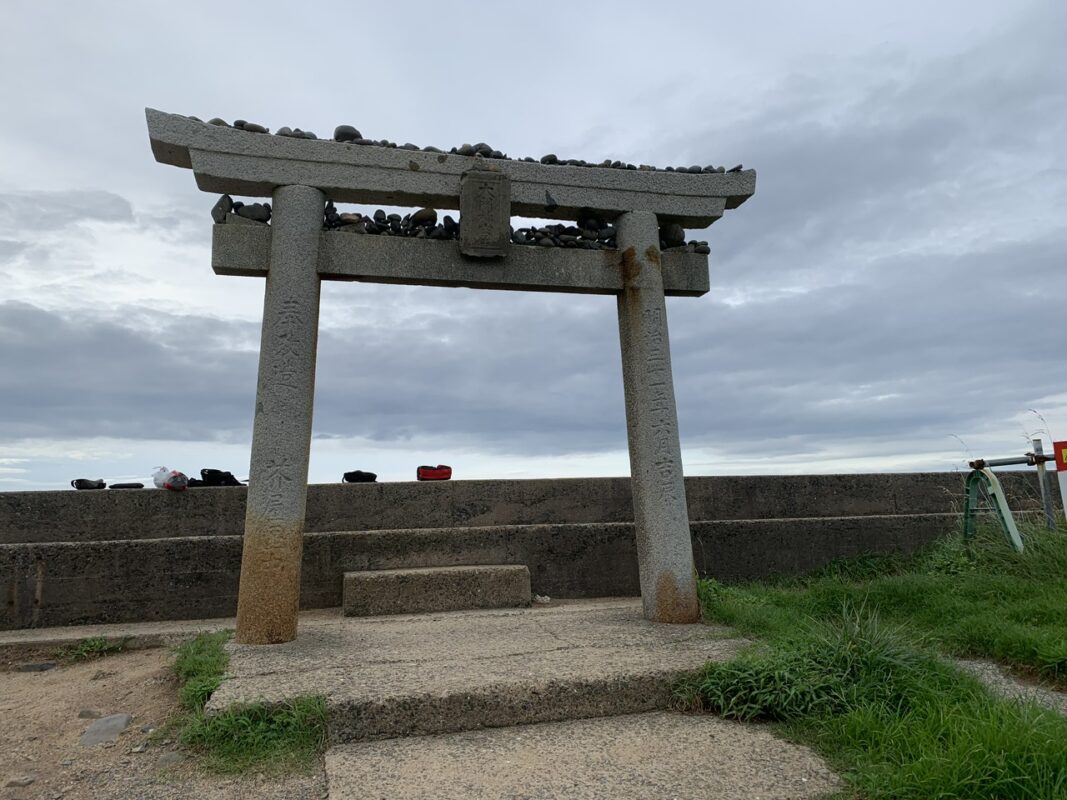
[
  {"left": 687, "top": 524, "right": 1067, "bottom": 799},
  {"left": 173, "top": 630, "right": 231, "bottom": 711},
  {"left": 56, "top": 635, "right": 129, "bottom": 662},
  {"left": 701, "top": 524, "right": 1067, "bottom": 683},
  {"left": 168, "top": 630, "right": 327, "bottom": 774},
  {"left": 179, "top": 695, "right": 328, "bottom": 774}
]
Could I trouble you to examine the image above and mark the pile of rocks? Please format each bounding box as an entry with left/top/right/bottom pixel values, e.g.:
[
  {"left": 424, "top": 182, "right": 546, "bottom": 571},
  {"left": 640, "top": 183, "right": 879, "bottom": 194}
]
[
  {"left": 212, "top": 196, "right": 710, "bottom": 254},
  {"left": 188, "top": 115, "right": 744, "bottom": 174},
  {"left": 325, "top": 202, "right": 458, "bottom": 240},
  {"left": 511, "top": 222, "right": 614, "bottom": 250},
  {"left": 512, "top": 210, "right": 614, "bottom": 249},
  {"left": 660, "top": 222, "right": 711, "bottom": 254},
  {"left": 536, "top": 154, "right": 740, "bottom": 175},
  {"left": 210, "top": 194, "right": 271, "bottom": 224},
  {"left": 511, "top": 213, "right": 709, "bottom": 253}
]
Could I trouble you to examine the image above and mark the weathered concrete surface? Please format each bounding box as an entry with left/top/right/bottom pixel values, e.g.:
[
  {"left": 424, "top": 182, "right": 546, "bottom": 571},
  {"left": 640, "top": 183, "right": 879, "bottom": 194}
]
[
  {"left": 0, "top": 486, "right": 248, "bottom": 544},
  {"left": 3, "top": 473, "right": 1050, "bottom": 545},
  {"left": 0, "top": 611, "right": 334, "bottom": 666},
  {"left": 146, "top": 108, "right": 755, "bottom": 227},
  {"left": 206, "top": 599, "right": 744, "bottom": 743},
  {"left": 689, "top": 513, "right": 959, "bottom": 583},
  {"left": 2, "top": 534, "right": 243, "bottom": 629},
  {"left": 236, "top": 184, "right": 324, "bottom": 645},
  {"left": 212, "top": 225, "right": 711, "bottom": 296},
  {"left": 459, "top": 170, "right": 511, "bottom": 257},
  {"left": 325, "top": 711, "right": 839, "bottom": 800},
  {"left": 343, "top": 565, "right": 531, "bottom": 617},
  {"left": 616, "top": 211, "right": 698, "bottom": 623},
  {"left": 0, "top": 513, "right": 1005, "bottom": 629}
]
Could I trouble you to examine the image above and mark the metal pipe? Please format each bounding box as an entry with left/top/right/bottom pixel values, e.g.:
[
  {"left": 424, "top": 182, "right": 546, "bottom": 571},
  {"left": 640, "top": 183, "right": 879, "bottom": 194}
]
[
  {"left": 969, "top": 453, "right": 1055, "bottom": 469},
  {"left": 981, "top": 457, "right": 1034, "bottom": 467},
  {"left": 1033, "top": 439, "right": 1057, "bottom": 530}
]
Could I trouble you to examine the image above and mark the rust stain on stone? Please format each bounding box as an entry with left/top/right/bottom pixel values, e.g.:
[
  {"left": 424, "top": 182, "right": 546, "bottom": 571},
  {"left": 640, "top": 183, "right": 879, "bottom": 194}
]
[
  {"left": 408, "top": 160, "right": 421, "bottom": 172},
  {"left": 645, "top": 246, "right": 661, "bottom": 267},
  {"left": 234, "top": 515, "right": 304, "bottom": 644},
  {"left": 654, "top": 571, "right": 700, "bottom": 624},
  {"left": 621, "top": 246, "right": 640, "bottom": 284}
]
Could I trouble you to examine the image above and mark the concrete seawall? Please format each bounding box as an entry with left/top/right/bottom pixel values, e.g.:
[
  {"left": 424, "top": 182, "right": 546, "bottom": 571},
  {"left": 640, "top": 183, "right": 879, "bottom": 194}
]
[{"left": 0, "top": 473, "right": 1054, "bottom": 629}]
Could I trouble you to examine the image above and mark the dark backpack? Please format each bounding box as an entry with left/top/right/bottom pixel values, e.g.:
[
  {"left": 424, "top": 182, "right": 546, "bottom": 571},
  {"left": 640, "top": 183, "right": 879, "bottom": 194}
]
[
  {"left": 71, "top": 478, "right": 106, "bottom": 490},
  {"left": 200, "top": 469, "right": 243, "bottom": 486},
  {"left": 343, "top": 470, "right": 377, "bottom": 483}
]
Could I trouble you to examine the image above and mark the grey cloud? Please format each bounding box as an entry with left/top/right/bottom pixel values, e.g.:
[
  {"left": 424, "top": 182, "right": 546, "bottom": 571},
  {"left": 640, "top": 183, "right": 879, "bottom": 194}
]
[
  {"left": 671, "top": 7, "right": 1067, "bottom": 287},
  {"left": 0, "top": 302, "right": 257, "bottom": 441},
  {"left": 3, "top": 233, "right": 1064, "bottom": 464},
  {"left": 2, "top": 1, "right": 1065, "bottom": 481},
  {"left": 0, "top": 296, "right": 628, "bottom": 455},
  {"left": 315, "top": 292, "right": 627, "bottom": 454},
  {"left": 0, "top": 190, "right": 134, "bottom": 233},
  {"left": 670, "top": 231, "right": 1067, "bottom": 452},
  {"left": 0, "top": 240, "right": 27, "bottom": 261}
]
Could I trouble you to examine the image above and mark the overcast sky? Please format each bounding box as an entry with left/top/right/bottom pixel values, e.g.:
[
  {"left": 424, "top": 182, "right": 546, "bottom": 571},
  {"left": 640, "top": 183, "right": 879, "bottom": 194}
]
[{"left": 1, "top": 1, "right": 1065, "bottom": 489}]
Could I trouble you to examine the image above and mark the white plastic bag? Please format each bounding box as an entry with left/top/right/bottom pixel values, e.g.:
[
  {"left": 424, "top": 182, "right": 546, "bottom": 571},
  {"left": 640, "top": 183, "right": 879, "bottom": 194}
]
[{"left": 153, "top": 466, "right": 189, "bottom": 492}]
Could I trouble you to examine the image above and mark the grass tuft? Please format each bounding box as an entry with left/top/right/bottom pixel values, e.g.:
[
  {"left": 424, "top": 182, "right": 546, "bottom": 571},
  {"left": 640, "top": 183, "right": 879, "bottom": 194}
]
[
  {"left": 179, "top": 696, "right": 328, "bottom": 774},
  {"left": 167, "top": 630, "right": 327, "bottom": 774},
  {"left": 174, "top": 630, "right": 231, "bottom": 711},
  {"left": 56, "top": 636, "right": 129, "bottom": 662}
]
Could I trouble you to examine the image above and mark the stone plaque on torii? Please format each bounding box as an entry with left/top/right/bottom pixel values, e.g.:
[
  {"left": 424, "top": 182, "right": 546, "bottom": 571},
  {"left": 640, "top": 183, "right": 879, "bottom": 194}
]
[{"left": 145, "top": 108, "right": 756, "bottom": 645}]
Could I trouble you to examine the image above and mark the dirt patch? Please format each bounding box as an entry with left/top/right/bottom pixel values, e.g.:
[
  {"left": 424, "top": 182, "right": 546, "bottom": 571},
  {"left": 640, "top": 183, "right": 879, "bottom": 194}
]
[{"left": 1, "top": 648, "right": 325, "bottom": 799}]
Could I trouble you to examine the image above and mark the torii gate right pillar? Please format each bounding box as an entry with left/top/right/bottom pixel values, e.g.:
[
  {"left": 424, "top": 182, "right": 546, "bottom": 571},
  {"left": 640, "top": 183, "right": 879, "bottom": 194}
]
[{"left": 616, "top": 211, "right": 700, "bottom": 623}]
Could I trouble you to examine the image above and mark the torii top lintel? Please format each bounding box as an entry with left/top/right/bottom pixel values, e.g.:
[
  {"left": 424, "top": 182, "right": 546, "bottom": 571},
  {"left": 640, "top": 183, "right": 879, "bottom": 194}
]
[{"left": 146, "top": 108, "right": 755, "bottom": 228}]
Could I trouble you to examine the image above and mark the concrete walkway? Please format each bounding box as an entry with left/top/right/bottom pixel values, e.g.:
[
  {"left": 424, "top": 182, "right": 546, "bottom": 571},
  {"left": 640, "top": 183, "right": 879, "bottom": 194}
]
[
  {"left": 3, "top": 599, "right": 843, "bottom": 797},
  {"left": 326, "top": 711, "right": 840, "bottom": 800},
  {"left": 0, "top": 613, "right": 233, "bottom": 666},
  {"left": 208, "top": 599, "right": 745, "bottom": 742},
  {"left": 214, "top": 599, "right": 840, "bottom": 797}
]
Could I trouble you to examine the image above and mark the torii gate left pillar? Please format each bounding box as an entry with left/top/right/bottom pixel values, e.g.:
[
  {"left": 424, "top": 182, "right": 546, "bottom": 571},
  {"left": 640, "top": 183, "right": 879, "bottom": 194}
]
[{"left": 235, "top": 185, "right": 324, "bottom": 644}]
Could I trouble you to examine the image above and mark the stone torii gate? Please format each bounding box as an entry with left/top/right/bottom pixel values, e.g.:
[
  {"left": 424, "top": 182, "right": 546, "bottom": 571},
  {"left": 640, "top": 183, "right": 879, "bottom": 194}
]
[{"left": 146, "top": 109, "right": 755, "bottom": 645}]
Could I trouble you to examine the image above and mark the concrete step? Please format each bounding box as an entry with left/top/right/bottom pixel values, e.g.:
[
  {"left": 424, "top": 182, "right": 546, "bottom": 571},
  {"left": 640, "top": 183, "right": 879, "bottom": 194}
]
[
  {"left": 206, "top": 599, "right": 745, "bottom": 743},
  {"left": 342, "top": 564, "right": 531, "bottom": 617},
  {"left": 324, "top": 711, "right": 839, "bottom": 799}
]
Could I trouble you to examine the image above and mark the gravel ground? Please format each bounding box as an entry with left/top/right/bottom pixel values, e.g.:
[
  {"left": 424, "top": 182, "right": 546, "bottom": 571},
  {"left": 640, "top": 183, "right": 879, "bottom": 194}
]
[
  {"left": 1, "top": 648, "right": 326, "bottom": 800},
  {"left": 956, "top": 658, "right": 1067, "bottom": 715}
]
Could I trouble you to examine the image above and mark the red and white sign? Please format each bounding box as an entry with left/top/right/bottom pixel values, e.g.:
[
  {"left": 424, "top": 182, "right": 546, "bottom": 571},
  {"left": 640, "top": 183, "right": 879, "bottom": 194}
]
[
  {"left": 1054, "top": 441, "right": 1067, "bottom": 472},
  {"left": 1053, "top": 441, "right": 1067, "bottom": 522}
]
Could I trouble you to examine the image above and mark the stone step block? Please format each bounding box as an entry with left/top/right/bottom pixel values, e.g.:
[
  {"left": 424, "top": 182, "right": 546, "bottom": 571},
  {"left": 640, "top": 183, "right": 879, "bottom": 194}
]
[
  {"left": 342, "top": 564, "right": 531, "bottom": 617},
  {"left": 206, "top": 600, "right": 745, "bottom": 744},
  {"left": 325, "top": 711, "right": 839, "bottom": 799}
]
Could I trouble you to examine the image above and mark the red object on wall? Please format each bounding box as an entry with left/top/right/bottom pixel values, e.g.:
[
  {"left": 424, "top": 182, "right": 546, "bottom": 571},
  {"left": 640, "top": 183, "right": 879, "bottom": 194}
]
[
  {"left": 1054, "top": 442, "right": 1067, "bottom": 472},
  {"left": 417, "top": 464, "right": 452, "bottom": 481}
]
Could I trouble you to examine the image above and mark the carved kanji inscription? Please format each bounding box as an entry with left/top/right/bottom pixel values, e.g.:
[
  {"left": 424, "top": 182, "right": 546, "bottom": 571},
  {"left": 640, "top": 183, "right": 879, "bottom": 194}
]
[{"left": 460, "top": 170, "right": 511, "bottom": 258}]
